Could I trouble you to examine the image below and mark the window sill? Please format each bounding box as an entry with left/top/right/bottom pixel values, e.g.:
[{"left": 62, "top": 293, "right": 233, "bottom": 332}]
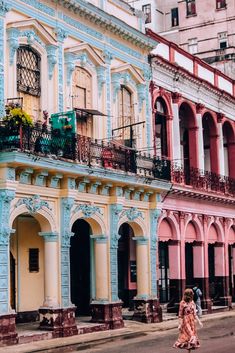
[
  {"left": 186, "top": 14, "right": 197, "bottom": 18},
  {"left": 216, "top": 7, "right": 227, "bottom": 11}
]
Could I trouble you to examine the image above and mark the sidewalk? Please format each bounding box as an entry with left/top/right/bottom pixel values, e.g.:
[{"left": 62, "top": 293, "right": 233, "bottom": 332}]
[{"left": 1, "top": 310, "right": 235, "bottom": 353}]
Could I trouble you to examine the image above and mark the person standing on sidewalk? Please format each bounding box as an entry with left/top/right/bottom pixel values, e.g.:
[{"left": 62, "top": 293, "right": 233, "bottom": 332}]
[
  {"left": 173, "top": 288, "right": 203, "bottom": 352},
  {"left": 193, "top": 284, "right": 203, "bottom": 317}
]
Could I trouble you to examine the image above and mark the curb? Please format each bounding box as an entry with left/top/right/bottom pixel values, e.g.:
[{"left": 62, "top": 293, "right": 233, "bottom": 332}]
[{"left": 1, "top": 310, "right": 235, "bottom": 353}]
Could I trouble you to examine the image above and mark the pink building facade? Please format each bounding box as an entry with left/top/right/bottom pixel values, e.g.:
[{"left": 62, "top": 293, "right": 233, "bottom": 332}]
[{"left": 148, "top": 29, "right": 235, "bottom": 312}]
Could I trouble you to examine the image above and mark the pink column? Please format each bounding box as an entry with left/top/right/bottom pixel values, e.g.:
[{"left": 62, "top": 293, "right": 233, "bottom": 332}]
[
  {"left": 214, "top": 244, "right": 232, "bottom": 307},
  {"left": 167, "top": 240, "right": 183, "bottom": 312},
  {"left": 232, "top": 247, "right": 235, "bottom": 300},
  {"left": 203, "top": 216, "right": 212, "bottom": 312},
  {"left": 193, "top": 242, "right": 211, "bottom": 312}
]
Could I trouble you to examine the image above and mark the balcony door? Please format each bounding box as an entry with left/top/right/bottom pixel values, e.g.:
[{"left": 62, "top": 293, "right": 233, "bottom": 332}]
[{"left": 72, "top": 67, "right": 92, "bottom": 137}]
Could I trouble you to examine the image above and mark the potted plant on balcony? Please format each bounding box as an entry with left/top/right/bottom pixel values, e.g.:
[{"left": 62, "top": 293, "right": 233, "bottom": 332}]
[
  {"left": 3, "top": 107, "right": 33, "bottom": 128},
  {"left": 2, "top": 108, "right": 33, "bottom": 149}
]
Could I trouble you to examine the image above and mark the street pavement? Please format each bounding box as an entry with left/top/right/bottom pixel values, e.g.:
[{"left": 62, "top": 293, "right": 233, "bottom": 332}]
[
  {"left": 70, "top": 316, "right": 235, "bottom": 353},
  {"left": 1, "top": 311, "right": 235, "bottom": 353}
]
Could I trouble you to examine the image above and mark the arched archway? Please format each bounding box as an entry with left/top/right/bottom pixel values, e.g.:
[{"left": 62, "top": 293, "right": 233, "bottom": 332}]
[
  {"left": 155, "top": 98, "right": 169, "bottom": 159},
  {"left": 158, "top": 215, "right": 181, "bottom": 307},
  {"left": 70, "top": 219, "right": 92, "bottom": 316},
  {"left": 202, "top": 113, "right": 219, "bottom": 174},
  {"left": 10, "top": 214, "right": 45, "bottom": 322},
  {"left": 179, "top": 102, "right": 198, "bottom": 184},
  {"left": 228, "top": 226, "right": 235, "bottom": 299},
  {"left": 222, "top": 121, "right": 235, "bottom": 178}
]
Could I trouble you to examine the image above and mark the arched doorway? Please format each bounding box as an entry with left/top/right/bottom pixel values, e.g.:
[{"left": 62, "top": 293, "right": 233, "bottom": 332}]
[
  {"left": 10, "top": 214, "right": 44, "bottom": 322},
  {"left": 155, "top": 98, "right": 168, "bottom": 159},
  {"left": 70, "top": 219, "right": 92, "bottom": 316},
  {"left": 228, "top": 226, "right": 235, "bottom": 299},
  {"left": 202, "top": 113, "right": 219, "bottom": 174},
  {"left": 179, "top": 103, "right": 197, "bottom": 185},
  {"left": 118, "top": 223, "right": 136, "bottom": 308},
  {"left": 222, "top": 122, "right": 235, "bottom": 178},
  {"left": 185, "top": 222, "right": 198, "bottom": 288}
]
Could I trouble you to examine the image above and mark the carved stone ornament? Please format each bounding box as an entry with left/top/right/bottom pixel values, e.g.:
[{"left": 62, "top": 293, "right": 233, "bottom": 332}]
[
  {"left": 15, "top": 195, "right": 52, "bottom": 214},
  {"left": 73, "top": 203, "right": 102, "bottom": 218},
  {"left": 121, "top": 207, "right": 143, "bottom": 221}
]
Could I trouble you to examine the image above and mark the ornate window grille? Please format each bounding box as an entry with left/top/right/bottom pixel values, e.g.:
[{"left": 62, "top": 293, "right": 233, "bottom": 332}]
[{"left": 17, "top": 46, "right": 41, "bottom": 97}]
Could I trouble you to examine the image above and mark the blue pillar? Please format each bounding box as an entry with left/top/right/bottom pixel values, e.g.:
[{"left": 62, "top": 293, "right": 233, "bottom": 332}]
[
  {"left": 0, "top": 1, "right": 10, "bottom": 117},
  {"left": 60, "top": 197, "right": 74, "bottom": 308},
  {"left": 150, "top": 209, "right": 161, "bottom": 297},
  {"left": 55, "top": 28, "right": 67, "bottom": 112},
  {"left": 109, "top": 204, "right": 123, "bottom": 302},
  {"left": 0, "top": 189, "right": 15, "bottom": 315}
]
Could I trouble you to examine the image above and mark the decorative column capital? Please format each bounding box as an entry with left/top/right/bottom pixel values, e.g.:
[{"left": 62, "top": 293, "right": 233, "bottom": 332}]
[
  {"left": 172, "top": 91, "right": 182, "bottom": 104},
  {"left": 96, "top": 66, "right": 106, "bottom": 96},
  {"left": 39, "top": 232, "right": 58, "bottom": 242},
  {"left": 90, "top": 235, "right": 108, "bottom": 244},
  {"left": 54, "top": 27, "right": 68, "bottom": 43},
  {"left": 64, "top": 52, "right": 77, "bottom": 86},
  {"left": 196, "top": 103, "right": 205, "bottom": 114},
  {"left": 6, "top": 27, "right": 20, "bottom": 65},
  {"left": 137, "top": 83, "right": 146, "bottom": 112},
  {"left": 111, "top": 72, "right": 121, "bottom": 102},
  {"left": 0, "top": 0, "right": 11, "bottom": 17},
  {"left": 103, "top": 49, "right": 113, "bottom": 64},
  {"left": 46, "top": 44, "right": 58, "bottom": 80},
  {"left": 132, "top": 236, "right": 149, "bottom": 245}
]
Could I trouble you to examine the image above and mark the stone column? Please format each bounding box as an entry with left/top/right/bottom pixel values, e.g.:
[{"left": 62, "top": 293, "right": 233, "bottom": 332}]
[
  {"left": 167, "top": 240, "right": 182, "bottom": 313},
  {"left": 0, "top": 189, "right": 18, "bottom": 345},
  {"left": 193, "top": 242, "right": 212, "bottom": 312},
  {"left": 40, "top": 197, "right": 77, "bottom": 338},
  {"left": 38, "top": 232, "right": 63, "bottom": 334},
  {"left": 172, "top": 102, "right": 181, "bottom": 166},
  {"left": 90, "top": 236, "right": 117, "bottom": 328},
  {"left": 214, "top": 244, "right": 232, "bottom": 307},
  {"left": 217, "top": 121, "right": 225, "bottom": 176},
  {"left": 132, "top": 236, "right": 161, "bottom": 323}
]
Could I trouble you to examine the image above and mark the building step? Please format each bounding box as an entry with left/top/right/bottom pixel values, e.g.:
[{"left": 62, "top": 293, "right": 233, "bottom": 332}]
[{"left": 18, "top": 331, "right": 53, "bottom": 344}]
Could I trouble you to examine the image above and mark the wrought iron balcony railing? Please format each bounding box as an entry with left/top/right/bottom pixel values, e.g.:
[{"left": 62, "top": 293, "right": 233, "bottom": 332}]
[
  {"left": 171, "top": 163, "right": 235, "bottom": 197},
  {"left": 0, "top": 124, "right": 171, "bottom": 182}
]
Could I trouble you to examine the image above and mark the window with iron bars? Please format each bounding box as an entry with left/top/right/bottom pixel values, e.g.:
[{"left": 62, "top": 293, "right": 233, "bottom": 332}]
[
  {"left": 17, "top": 46, "right": 41, "bottom": 97},
  {"left": 186, "top": 0, "right": 196, "bottom": 16},
  {"left": 216, "top": 0, "right": 226, "bottom": 9}
]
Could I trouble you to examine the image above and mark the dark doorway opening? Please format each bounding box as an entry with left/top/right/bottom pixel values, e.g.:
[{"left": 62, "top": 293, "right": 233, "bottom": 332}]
[
  {"left": 118, "top": 223, "right": 136, "bottom": 308},
  {"left": 185, "top": 243, "right": 194, "bottom": 286},
  {"left": 70, "top": 219, "right": 91, "bottom": 316},
  {"left": 10, "top": 252, "right": 16, "bottom": 310},
  {"left": 158, "top": 241, "right": 170, "bottom": 303},
  {"left": 208, "top": 244, "right": 215, "bottom": 298},
  {"left": 228, "top": 245, "right": 234, "bottom": 298}
]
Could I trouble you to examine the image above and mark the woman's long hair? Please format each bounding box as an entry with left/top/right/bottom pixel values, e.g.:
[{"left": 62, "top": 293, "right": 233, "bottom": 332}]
[{"left": 183, "top": 288, "right": 193, "bottom": 303}]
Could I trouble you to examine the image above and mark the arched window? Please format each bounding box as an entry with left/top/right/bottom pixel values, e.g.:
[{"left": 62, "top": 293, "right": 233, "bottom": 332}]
[
  {"left": 17, "top": 46, "right": 41, "bottom": 97},
  {"left": 155, "top": 98, "right": 168, "bottom": 158},
  {"left": 118, "top": 86, "right": 133, "bottom": 147}
]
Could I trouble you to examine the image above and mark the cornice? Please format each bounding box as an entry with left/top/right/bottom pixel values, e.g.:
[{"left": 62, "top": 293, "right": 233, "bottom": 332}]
[
  {"left": 152, "top": 57, "right": 235, "bottom": 120},
  {"left": 51, "top": 0, "right": 158, "bottom": 50}
]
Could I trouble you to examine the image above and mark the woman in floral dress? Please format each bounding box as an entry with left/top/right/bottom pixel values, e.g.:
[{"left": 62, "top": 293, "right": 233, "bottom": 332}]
[{"left": 173, "top": 288, "right": 203, "bottom": 352}]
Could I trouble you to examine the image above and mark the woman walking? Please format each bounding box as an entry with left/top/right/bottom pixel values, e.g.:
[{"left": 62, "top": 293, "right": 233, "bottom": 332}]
[{"left": 173, "top": 288, "right": 203, "bottom": 352}]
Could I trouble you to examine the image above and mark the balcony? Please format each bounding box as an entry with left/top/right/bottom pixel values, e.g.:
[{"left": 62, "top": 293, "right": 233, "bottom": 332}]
[
  {"left": 171, "top": 164, "right": 235, "bottom": 198},
  {"left": 0, "top": 124, "right": 171, "bottom": 182}
]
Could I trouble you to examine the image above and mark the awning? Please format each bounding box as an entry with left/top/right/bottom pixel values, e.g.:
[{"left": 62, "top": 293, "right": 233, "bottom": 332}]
[{"left": 74, "top": 108, "right": 106, "bottom": 116}]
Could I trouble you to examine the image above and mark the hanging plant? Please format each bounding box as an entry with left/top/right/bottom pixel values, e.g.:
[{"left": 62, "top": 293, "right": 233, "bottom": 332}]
[{"left": 3, "top": 108, "right": 34, "bottom": 127}]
